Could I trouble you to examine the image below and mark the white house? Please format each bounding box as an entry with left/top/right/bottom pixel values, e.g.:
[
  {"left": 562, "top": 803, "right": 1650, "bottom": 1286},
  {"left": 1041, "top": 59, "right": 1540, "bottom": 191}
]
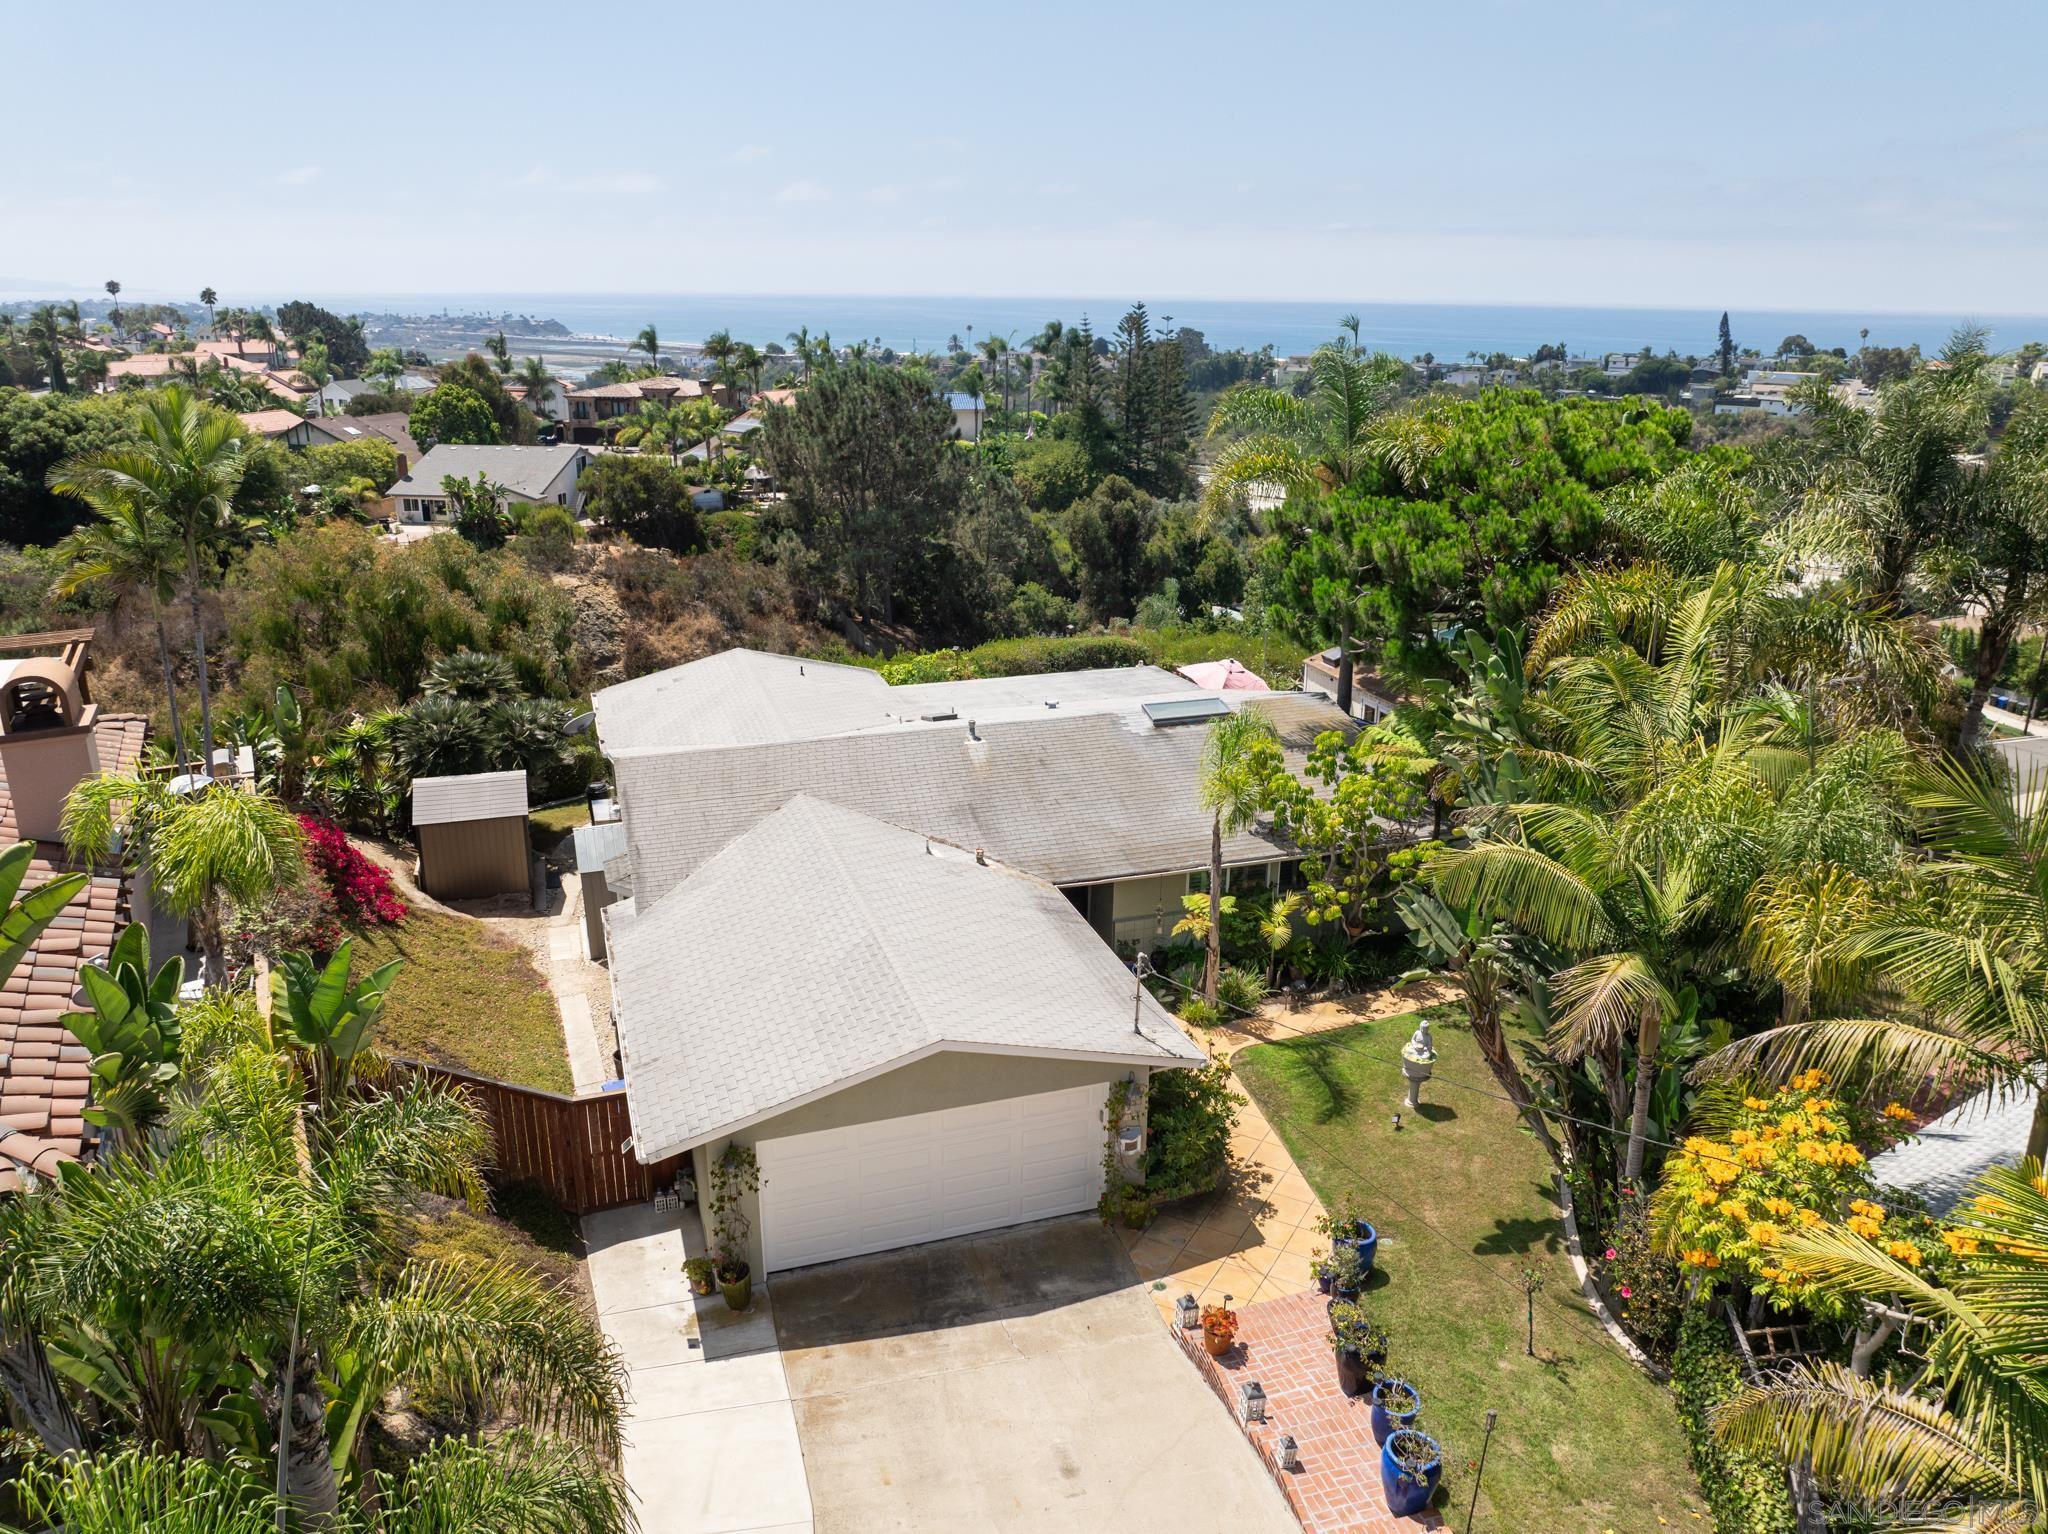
[
  {"left": 945, "top": 392, "right": 986, "bottom": 441},
  {"left": 311, "top": 374, "right": 433, "bottom": 416},
  {"left": 589, "top": 650, "right": 1368, "bottom": 1274},
  {"left": 388, "top": 443, "right": 590, "bottom": 526},
  {"left": 1298, "top": 647, "right": 1403, "bottom": 724}
]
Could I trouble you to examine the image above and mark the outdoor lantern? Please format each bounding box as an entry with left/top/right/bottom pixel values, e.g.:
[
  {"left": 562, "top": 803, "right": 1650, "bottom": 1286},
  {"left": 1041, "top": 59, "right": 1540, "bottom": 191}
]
[
  {"left": 1238, "top": 1380, "right": 1268, "bottom": 1424},
  {"left": 1116, "top": 1122, "right": 1144, "bottom": 1158},
  {"left": 1175, "top": 1294, "right": 1200, "bottom": 1330},
  {"left": 1275, "top": 1433, "right": 1300, "bottom": 1471}
]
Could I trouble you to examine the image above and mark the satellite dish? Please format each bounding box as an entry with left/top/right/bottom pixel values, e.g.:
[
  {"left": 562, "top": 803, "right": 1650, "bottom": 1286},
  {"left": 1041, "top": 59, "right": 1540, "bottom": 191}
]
[{"left": 564, "top": 711, "right": 595, "bottom": 736}]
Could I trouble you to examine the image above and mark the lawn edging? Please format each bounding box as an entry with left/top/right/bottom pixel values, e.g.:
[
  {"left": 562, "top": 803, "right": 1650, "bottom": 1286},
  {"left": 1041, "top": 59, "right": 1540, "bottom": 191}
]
[{"left": 1555, "top": 1168, "right": 1668, "bottom": 1383}]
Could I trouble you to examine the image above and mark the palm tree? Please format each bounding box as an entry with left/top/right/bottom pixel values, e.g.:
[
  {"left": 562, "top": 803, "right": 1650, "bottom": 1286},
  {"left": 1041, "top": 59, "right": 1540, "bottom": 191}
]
[
  {"left": 15, "top": 1434, "right": 633, "bottom": 1534},
  {"left": 518, "top": 354, "right": 555, "bottom": 417},
  {"left": 103, "top": 278, "right": 123, "bottom": 337},
  {"left": 199, "top": 285, "right": 217, "bottom": 331},
  {"left": 1785, "top": 330, "right": 1989, "bottom": 606},
  {"left": 675, "top": 397, "right": 729, "bottom": 462},
  {"left": 1204, "top": 330, "right": 1409, "bottom": 713},
  {"left": 366, "top": 347, "right": 407, "bottom": 392},
  {"left": 1706, "top": 756, "right": 2048, "bottom": 1163},
  {"left": 62, "top": 770, "right": 303, "bottom": 982},
  {"left": 1713, "top": 1160, "right": 2047, "bottom": 1530},
  {"left": 49, "top": 488, "right": 192, "bottom": 767},
  {"left": 612, "top": 401, "right": 687, "bottom": 462},
  {"left": 1431, "top": 800, "right": 1706, "bottom": 1182},
  {"left": 0, "top": 951, "right": 629, "bottom": 1525},
  {"left": 47, "top": 385, "right": 248, "bottom": 766},
  {"left": 633, "top": 322, "right": 661, "bottom": 375},
  {"left": 25, "top": 305, "right": 70, "bottom": 391},
  {"left": 702, "top": 328, "right": 738, "bottom": 391},
  {"left": 486, "top": 329, "right": 513, "bottom": 374},
  {"left": 1196, "top": 709, "right": 1280, "bottom": 1004}
]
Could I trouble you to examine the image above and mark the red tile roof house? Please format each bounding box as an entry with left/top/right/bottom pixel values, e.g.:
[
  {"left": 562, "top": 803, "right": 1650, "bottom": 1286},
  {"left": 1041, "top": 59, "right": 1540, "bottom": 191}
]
[{"left": 0, "top": 632, "right": 148, "bottom": 1195}]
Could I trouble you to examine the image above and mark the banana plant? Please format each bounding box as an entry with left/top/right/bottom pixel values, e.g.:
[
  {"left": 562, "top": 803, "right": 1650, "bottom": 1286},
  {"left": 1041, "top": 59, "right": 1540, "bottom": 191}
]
[
  {"left": 268, "top": 940, "right": 403, "bottom": 1116},
  {"left": 59, "top": 922, "right": 184, "bottom": 1147},
  {"left": 0, "top": 840, "right": 89, "bottom": 985}
]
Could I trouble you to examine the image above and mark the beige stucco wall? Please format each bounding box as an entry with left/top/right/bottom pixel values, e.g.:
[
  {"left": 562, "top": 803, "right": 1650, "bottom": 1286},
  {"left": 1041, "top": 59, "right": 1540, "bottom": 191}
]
[{"left": 691, "top": 1050, "right": 1151, "bottom": 1276}]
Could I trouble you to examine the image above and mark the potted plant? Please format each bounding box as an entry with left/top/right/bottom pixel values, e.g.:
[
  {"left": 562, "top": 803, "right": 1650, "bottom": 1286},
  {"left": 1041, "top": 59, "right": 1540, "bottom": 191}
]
[
  {"left": 1326, "top": 1300, "right": 1389, "bottom": 1396},
  {"left": 1315, "top": 1200, "right": 1379, "bottom": 1278},
  {"left": 1200, "top": 1301, "right": 1239, "bottom": 1357},
  {"left": 1324, "top": 1243, "right": 1366, "bottom": 1300},
  {"left": 1380, "top": 1428, "right": 1442, "bottom": 1517},
  {"left": 683, "top": 1256, "right": 718, "bottom": 1297},
  {"left": 706, "top": 1143, "right": 762, "bottom": 1313},
  {"left": 1370, "top": 1377, "right": 1421, "bottom": 1444}
]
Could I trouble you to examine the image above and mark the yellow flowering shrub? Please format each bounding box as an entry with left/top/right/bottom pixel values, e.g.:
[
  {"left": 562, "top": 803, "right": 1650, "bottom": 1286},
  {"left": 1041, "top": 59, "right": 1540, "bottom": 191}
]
[{"left": 1652, "top": 1073, "right": 1900, "bottom": 1317}]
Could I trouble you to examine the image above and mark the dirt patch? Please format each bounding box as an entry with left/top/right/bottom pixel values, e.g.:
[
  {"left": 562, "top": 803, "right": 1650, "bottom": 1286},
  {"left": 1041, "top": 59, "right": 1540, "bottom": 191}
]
[{"left": 1200, "top": 977, "right": 1461, "bottom": 1059}]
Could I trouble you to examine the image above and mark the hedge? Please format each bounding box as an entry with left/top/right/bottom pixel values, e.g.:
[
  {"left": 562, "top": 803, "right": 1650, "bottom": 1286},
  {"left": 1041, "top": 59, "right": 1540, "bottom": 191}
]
[{"left": 1670, "top": 1308, "right": 1796, "bottom": 1534}]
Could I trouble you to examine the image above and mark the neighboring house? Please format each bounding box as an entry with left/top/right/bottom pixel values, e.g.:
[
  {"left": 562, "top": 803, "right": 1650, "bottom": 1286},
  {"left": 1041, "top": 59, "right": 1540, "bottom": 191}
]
[
  {"left": 1439, "top": 366, "right": 1486, "bottom": 387},
  {"left": 1299, "top": 648, "right": 1403, "bottom": 725},
  {"left": 236, "top": 408, "right": 314, "bottom": 445},
  {"left": 563, "top": 374, "right": 724, "bottom": 444},
  {"left": 303, "top": 412, "right": 421, "bottom": 466},
  {"left": 412, "top": 769, "right": 531, "bottom": 900},
  {"left": 2032, "top": 357, "right": 2048, "bottom": 384},
  {"left": 944, "top": 392, "right": 986, "bottom": 440},
  {"left": 387, "top": 443, "right": 590, "bottom": 526},
  {"left": 589, "top": 649, "right": 1363, "bottom": 1272},
  {"left": 310, "top": 374, "right": 433, "bottom": 415},
  {"left": 0, "top": 634, "right": 148, "bottom": 1195},
  {"left": 1602, "top": 353, "right": 1641, "bottom": 376}
]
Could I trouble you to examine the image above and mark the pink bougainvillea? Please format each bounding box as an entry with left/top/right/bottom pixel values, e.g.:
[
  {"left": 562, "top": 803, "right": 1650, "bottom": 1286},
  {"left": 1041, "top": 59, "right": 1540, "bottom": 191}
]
[{"left": 297, "top": 814, "right": 408, "bottom": 926}]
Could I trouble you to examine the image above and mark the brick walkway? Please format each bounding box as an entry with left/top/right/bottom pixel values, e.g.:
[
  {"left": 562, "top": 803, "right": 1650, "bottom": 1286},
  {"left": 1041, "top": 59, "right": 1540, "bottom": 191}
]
[{"left": 1170, "top": 1290, "right": 1442, "bottom": 1534}]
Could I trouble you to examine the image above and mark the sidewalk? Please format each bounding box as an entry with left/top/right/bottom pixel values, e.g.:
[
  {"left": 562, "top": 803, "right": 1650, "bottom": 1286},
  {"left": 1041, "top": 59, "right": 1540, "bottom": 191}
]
[{"left": 584, "top": 1203, "right": 814, "bottom": 1534}]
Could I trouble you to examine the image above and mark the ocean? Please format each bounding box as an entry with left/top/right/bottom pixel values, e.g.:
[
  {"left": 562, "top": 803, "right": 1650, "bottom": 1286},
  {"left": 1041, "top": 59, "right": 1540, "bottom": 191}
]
[{"left": 301, "top": 292, "right": 2048, "bottom": 361}]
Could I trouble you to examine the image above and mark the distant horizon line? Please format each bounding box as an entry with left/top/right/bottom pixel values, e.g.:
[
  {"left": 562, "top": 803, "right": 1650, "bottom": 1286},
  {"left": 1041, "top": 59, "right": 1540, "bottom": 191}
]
[{"left": 5, "top": 285, "right": 2045, "bottom": 323}]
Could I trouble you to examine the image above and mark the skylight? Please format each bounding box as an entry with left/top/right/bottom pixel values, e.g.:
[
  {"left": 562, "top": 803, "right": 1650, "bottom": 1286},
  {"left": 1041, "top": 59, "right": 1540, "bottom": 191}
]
[{"left": 1141, "top": 697, "right": 1232, "bottom": 727}]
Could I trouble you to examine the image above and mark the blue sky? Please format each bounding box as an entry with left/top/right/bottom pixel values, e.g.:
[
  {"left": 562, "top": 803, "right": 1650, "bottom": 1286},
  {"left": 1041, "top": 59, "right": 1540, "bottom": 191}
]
[{"left": 6, "top": 0, "right": 2045, "bottom": 311}]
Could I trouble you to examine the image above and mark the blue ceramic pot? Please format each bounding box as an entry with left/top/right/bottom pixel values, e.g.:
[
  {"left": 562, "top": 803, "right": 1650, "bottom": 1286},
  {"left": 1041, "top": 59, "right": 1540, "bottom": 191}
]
[
  {"left": 1370, "top": 1378, "right": 1421, "bottom": 1444},
  {"left": 1381, "top": 1430, "right": 1441, "bottom": 1518}
]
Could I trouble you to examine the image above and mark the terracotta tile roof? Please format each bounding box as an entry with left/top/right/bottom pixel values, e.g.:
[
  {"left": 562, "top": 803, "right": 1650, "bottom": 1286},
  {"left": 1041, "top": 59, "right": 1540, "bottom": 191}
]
[
  {"left": 567, "top": 374, "right": 710, "bottom": 401},
  {"left": 237, "top": 408, "right": 307, "bottom": 437},
  {"left": 0, "top": 714, "right": 146, "bottom": 1194}
]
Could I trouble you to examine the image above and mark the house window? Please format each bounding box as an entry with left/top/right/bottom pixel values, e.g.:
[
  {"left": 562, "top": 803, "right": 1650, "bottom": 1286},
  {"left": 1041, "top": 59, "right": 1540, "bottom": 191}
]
[{"left": 573, "top": 402, "right": 589, "bottom": 420}]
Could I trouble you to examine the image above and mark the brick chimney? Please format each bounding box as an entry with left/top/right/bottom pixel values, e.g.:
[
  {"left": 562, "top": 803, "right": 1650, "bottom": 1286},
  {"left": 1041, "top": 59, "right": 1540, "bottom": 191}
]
[{"left": 0, "top": 641, "right": 101, "bottom": 844}]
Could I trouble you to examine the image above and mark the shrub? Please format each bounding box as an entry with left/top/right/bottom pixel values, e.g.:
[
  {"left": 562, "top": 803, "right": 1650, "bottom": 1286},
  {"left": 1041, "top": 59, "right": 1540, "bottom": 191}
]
[
  {"left": 1652, "top": 1071, "right": 1908, "bottom": 1319},
  {"left": 226, "top": 874, "right": 342, "bottom": 968},
  {"left": 297, "top": 814, "right": 407, "bottom": 925},
  {"left": 701, "top": 508, "right": 757, "bottom": 561},
  {"left": 582, "top": 455, "right": 704, "bottom": 555},
  {"left": 1145, "top": 1061, "right": 1243, "bottom": 1197},
  {"left": 1670, "top": 1308, "right": 1796, "bottom": 1534},
  {"left": 517, "top": 503, "right": 577, "bottom": 569},
  {"left": 878, "top": 647, "right": 977, "bottom": 685},
  {"left": 1007, "top": 581, "right": 1078, "bottom": 636},
  {"left": 1590, "top": 1193, "right": 1687, "bottom": 1362},
  {"left": 1216, "top": 964, "right": 1268, "bottom": 1014},
  {"left": 966, "top": 634, "right": 1151, "bottom": 675}
]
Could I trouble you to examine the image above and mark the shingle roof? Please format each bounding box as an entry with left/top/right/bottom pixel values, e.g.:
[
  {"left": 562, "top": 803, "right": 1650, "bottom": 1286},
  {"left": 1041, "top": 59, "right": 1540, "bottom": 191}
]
[
  {"left": 610, "top": 795, "right": 1202, "bottom": 1156},
  {"left": 591, "top": 648, "right": 1194, "bottom": 755},
  {"left": 392, "top": 444, "right": 585, "bottom": 501},
  {"left": 608, "top": 686, "right": 1348, "bottom": 910},
  {"left": 412, "top": 769, "right": 529, "bottom": 826},
  {"left": 0, "top": 713, "right": 146, "bottom": 1194},
  {"left": 334, "top": 412, "right": 422, "bottom": 462}
]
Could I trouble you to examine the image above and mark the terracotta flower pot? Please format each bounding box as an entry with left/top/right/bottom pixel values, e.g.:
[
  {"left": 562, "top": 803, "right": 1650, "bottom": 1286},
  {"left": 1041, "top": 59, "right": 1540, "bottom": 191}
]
[{"left": 1203, "top": 1327, "right": 1234, "bottom": 1356}]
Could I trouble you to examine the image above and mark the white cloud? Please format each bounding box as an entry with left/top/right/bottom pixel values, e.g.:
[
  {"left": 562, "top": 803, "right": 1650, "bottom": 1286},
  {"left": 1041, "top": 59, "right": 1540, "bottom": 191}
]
[
  {"left": 514, "top": 163, "right": 552, "bottom": 187},
  {"left": 774, "top": 179, "right": 830, "bottom": 204},
  {"left": 728, "top": 144, "right": 772, "bottom": 164},
  {"left": 277, "top": 165, "right": 321, "bottom": 186}
]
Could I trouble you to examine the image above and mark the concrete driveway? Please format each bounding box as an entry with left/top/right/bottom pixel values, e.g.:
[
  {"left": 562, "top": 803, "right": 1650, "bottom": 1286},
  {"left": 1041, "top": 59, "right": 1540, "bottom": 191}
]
[{"left": 770, "top": 1215, "right": 1297, "bottom": 1534}]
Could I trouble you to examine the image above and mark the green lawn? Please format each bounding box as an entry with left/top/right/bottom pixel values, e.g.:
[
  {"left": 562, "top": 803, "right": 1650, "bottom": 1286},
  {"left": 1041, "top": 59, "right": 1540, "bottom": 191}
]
[
  {"left": 528, "top": 800, "right": 592, "bottom": 839},
  {"left": 1234, "top": 1009, "right": 1704, "bottom": 1534},
  {"left": 350, "top": 912, "right": 573, "bottom": 1094}
]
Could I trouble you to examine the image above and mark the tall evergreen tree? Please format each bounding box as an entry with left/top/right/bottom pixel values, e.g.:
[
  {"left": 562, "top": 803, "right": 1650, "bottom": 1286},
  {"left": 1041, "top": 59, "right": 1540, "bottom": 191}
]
[{"left": 1717, "top": 311, "right": 1736, "bottom": 375}]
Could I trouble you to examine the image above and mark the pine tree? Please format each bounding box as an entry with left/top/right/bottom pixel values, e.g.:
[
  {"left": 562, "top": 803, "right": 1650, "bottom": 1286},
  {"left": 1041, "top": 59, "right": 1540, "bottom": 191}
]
[{"left": 1717, "top": 311, "right": 1736, "bottom": 376}]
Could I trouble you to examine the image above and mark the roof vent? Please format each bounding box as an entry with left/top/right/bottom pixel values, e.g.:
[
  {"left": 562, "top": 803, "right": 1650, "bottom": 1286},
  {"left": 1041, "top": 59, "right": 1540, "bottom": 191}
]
[
  {"left": 967, "top": 719, "right": 980, "bottom": 741},
  {"left": 920, "top": 709, "right": 958, "bottom": 722}
]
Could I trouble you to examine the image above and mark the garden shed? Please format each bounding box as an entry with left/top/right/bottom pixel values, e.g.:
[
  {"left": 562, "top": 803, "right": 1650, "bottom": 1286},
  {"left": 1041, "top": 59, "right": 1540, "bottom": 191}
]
[{"left": 412, "top": 769, "right": 532, "bottom": 900}]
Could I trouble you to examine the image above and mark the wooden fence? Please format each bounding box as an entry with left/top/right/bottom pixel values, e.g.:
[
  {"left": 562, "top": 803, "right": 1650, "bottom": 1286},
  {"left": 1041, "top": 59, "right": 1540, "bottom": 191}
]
[{"left": 393, "top": 1059, "right": 684, "bottom": 1215}]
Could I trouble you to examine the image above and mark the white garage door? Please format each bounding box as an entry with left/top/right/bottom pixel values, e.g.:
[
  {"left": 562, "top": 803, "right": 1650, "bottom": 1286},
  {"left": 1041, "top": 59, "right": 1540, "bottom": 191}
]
[{"left": 755, "top": 1082, "right": 1107, "bottom": 1272}]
